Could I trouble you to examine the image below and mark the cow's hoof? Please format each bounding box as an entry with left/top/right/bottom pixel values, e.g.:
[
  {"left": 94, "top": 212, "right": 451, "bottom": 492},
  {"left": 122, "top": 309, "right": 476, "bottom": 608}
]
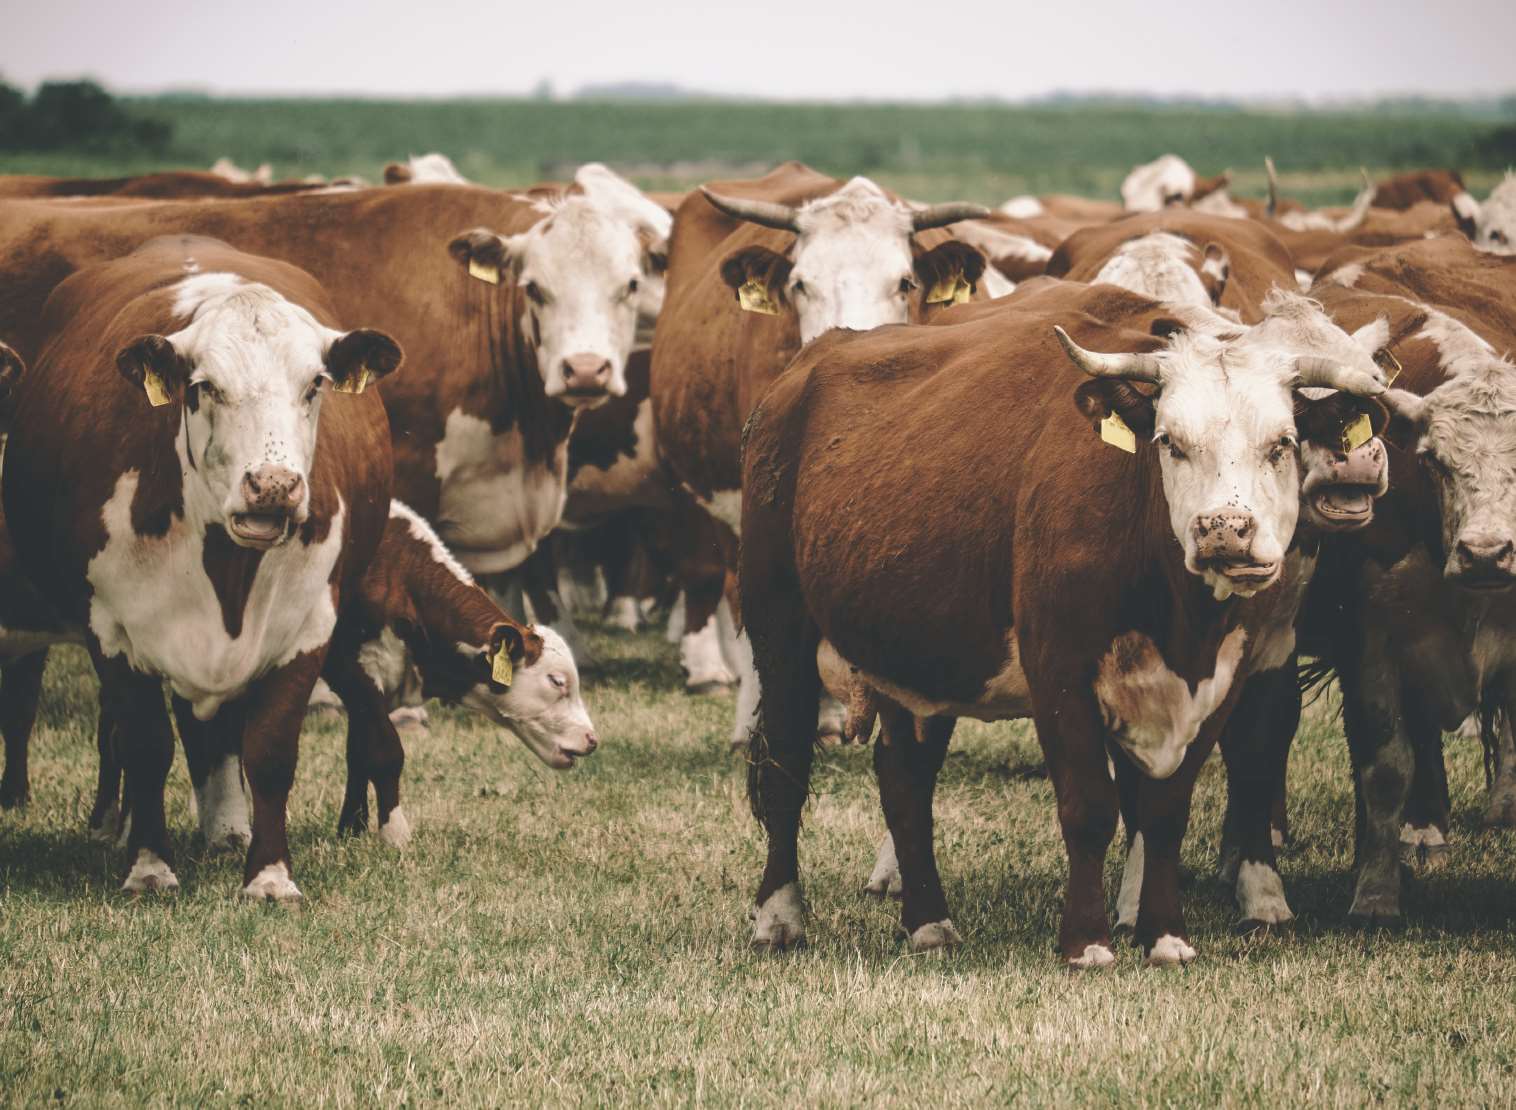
[
  {"left": 1347, "top": 887, "right": 1402, "bottom": 928},
  {"left": 1235, "top": 861, "right": 1294, "bottom": 931},
  {"left": 1482, "top": 789, "right": 1516, "bottom": 829},
  {"left": 1067, "top": 943, "right": 1116, "bottom": 970},
  {"left": 121, "top": 849, "right": 179, "bottom": 895},
  {"left": 202, "top": 826, "right": 252, "bottom": 855},
  {"left": 1145, "top": 934, "right": 1197, "bottom": 967},
  {"left": 242, "top": 861, "right": 303, "bottom": 903},
  {"left": 909, "top": 919, "right": 962, "bottom": 952},
  {"left": 751, "top": 883, "right": 806, "bottom": 951},
  {"left": 389, "top": 706, "right": 430, "bottom": 734},
  {"left": 863, "top": 835, "right": 902, "bottom": 899},
  {"left": 0, "top": 784, "right": 27, "bottom": 809},
  {"left": 377, "top": 806, "right": 412, "bottom": 849}
]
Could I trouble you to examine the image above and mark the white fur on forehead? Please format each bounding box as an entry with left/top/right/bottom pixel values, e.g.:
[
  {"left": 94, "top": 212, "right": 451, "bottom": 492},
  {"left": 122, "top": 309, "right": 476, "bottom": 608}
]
[
  {"left": 1121, "top": 154, "right": 1196, "bottom": 212},
  {"left": 404, "top": 152, "right": 468, "bottom": 184},
  {"left": 168, "top": 273, "right": 334, "bottom": 372},
  {"left": 1473, "top": 172, "right": 1516, "bottom": 252},
  {"left": 1095, "top": 232, "right": 1212, "bottom": 306},
  {"left": 527, "top": 625, "right": 578, "bottom": 675},
  {"left": 573, "top": 163, "right": 672, "bottom": 238},
  {"left": 388, "top": 500, "right": 473, "bottom": 585},
  {"left": 794, "top": 176, "right": 911, "bottom": 237}
]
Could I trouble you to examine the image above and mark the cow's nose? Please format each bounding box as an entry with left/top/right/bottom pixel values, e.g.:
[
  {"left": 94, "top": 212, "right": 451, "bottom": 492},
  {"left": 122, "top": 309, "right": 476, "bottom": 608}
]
[
  {"left": 241, "top": 465, "right": 305, "bottom": 511},
  {"left": 1456, "top": 533, "right": 1515, "bottom": 569},
  {"left": 561, "top": 353, "right": 611, "bottom": 393},
  {"left": 583, "top": 731, "right": 598, "bottom": 753},
  {"left": 1192, "top": 511, "right": 1257, "bottom": 563}
]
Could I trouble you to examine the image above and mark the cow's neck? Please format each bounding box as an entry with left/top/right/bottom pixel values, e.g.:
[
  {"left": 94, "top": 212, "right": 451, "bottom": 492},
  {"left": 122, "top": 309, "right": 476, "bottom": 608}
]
[
  {"left": 407, "top": 565, "right": 500, "bottom": 650},
  {"left": 497, "top": 286, "right": 577, "bottom": 466}
]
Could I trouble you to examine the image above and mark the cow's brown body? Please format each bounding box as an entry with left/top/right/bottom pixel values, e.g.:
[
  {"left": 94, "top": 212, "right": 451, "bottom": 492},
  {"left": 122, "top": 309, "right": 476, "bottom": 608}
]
[
  {"left": 0, "top": 171, "right": 325, "bottom": 200},
  {"left": 3, "top": 237, "right": 395, "bottom": 894}
]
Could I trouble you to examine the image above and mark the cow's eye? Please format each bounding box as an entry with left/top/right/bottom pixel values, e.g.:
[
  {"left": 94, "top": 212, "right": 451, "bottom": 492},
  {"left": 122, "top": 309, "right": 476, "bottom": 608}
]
[
  {"left": 791, "top": 279, "right": 807, "bottom": 297},
  {"left": 193, "top": 381, "right": 222, "bottom": 404},
  {"left": 1156, "top": 432, "right": 1186, "bottom": 461},
  {"left": 898, "top": 275, "right": 917, "bottom": 295},
  {"left": 1269, "top": 434, "right": 1298, "bottom": 461},
  {"left": 548, "top": 673, "right": 567, "bottom": 692},
  {"left": 525, "top": 281, "right": 547, "bottom": 306},
  {"left": 305, "top": 379, "right": 324, "bottom": 405},
  {"left": 1491, "top": 229, "right": 1509, "bottom": 246},
  {"left": 626, "top": 277, "right": 640, "bottom": 296}
]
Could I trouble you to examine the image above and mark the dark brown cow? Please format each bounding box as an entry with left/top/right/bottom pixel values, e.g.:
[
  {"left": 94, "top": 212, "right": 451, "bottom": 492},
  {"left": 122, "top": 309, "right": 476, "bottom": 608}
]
[
  {"left": 649, "top": 161, "right": 987, "bottom": 718},
  {"left": 738, "top": 278, "right": 1387, "bottom": 964},
  {"left": 3, "top": 236, "right": 400, "bottom": 898},
  {"left": 0, "top": 166, "right": 670, "bottom": 582}
]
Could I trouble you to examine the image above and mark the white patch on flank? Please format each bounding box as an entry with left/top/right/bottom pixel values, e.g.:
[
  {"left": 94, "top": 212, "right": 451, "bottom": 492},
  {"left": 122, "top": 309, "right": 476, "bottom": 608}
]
[
  {"left": 679, "top": 610, "right": 736, "bottom": 689},
  {"left": 1094, "top": 627, "right": 1248, "bottom": 780},
  {"left": 1249, "top": 549, "right": 1317, "bottom": 673},
  {"left": 378, "top": 805, "right": 412, "bottom": 848},
  {"left": 1116, "top": 832, "right": 1144, "bottom": 928},
  {"left": 433, "top": 407, "right": 568, "bottom": 574},
  {"left": 1399, "top": 823, "right": 1448, "bottom": 848},
  {"left": 909, "top": 919, "right": 962, "bottom": 951},
  {"left": 700, "top": 490, "right": 743, "bottom": 534},
  {"left": 999, "top": 196, "right": 1045, "bottom": 219},
  {"left": 356, "top": 626, "right": 416, "bottom": 705},
  {"left": 1146, "top": 933, "right": 1197, "bottom": 966},
  {"left": 1236, "top": 859, "right": 1294, "bottom": 924},
  {"left": 87, "top": 474, "right": 344, "bottom": 720},
  {"left": 242, "top": 860, "right": 302, "bottom": 901},
  {"left": 865, "top": 832, "right": 902, "bottom": 897},
  {"left": 1295, "top": 269, "right": 1314, "bottom": 292},
  {"left": 751, "top": 882, "right": 806, "bottom": 948},
  {"left": 122, "top": 848, "right": 179, "bottom": 894},
  {"left": 1328, "top": 262, "right": 1364, "bottom": 289},
  {"left": 1069, "top": 943, "right": 1116, "bottom": 969},
  {"left": 843, "top": 630, "right": 1033, "bottom": 724},
  {"left": 195, "top": 752, "right": 251, "bottom": 850}
]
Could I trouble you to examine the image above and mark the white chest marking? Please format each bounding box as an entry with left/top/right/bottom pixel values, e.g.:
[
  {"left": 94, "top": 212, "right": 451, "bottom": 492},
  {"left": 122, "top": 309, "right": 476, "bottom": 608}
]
[
  {"left": 86, "top": 472, "right": 343, "bottom": 720},
  {"left": 700, "top": 489, "right": 743, "bottom": 534},
  {"left": 434, "top": 408, "right": 567, "bottom": 574},
  {"left": 1094, "top": 627, "right": 1248, "bottom": 779},
  {"left": 1250, "top": 549, "right": 1317, "bottom": 673}
]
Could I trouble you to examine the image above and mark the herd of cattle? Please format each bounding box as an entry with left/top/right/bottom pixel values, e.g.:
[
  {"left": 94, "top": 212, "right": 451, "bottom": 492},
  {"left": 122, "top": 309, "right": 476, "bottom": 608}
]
[{"left": 0, "top": 148, "right": 1512, "bottom": 968}]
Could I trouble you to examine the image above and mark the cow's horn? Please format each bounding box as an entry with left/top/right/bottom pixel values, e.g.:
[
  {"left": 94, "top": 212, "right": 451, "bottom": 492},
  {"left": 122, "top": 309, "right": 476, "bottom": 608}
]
[
  {"left": 1265, "top": 156, "right": 1280, "bottom": 218},
  {"left": 1293, "top": 355, "right": 1385, "bottom": 395},
  {"left": 1053, "top": 326, "right": 1163, "bottom": 383},
  {"left": 700, "top": 188, "right": 801, "bottom": 232},
  {"left": 911, "top": 202, "right": 991, "bottom": 230}
]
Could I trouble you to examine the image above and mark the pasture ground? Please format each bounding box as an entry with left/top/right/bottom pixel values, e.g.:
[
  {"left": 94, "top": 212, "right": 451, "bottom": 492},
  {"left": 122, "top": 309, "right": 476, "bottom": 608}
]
[{"left": 3, "top": 620, "right": 1515, "bottom": 1106}]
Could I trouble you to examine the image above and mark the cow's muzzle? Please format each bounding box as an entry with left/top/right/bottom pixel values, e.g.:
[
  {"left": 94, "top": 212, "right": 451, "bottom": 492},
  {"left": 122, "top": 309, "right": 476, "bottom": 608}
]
[
  {"left": 559, "top": 353, "right": 613, "bottom": 406},
  {"left": 1303, "top": 439, "right": 1388, "bottom": 531},
  {"left": 1192, "top": 510, "right": 1282, "bottom": 590},
  {"left": 230, "top": 465, "right": 306, "bottom": 548},
  {"left": 1450, "top": 532, "right": 1516, "bottom": 591}
]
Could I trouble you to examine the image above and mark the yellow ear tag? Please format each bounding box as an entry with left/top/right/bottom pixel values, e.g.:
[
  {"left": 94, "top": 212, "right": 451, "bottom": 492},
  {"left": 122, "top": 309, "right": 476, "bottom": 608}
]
[
  {"left": 468, "top": 258, "right": 500, "bottom": 285},
  {"left": 334, "top": 367, "right": 370, "bottom": 396},
  {"left": 142, "top": 371, "right": 171, "bottom": 408},
  {"left": 1341, "top": 412, "right": 1374, "bottom": 453},
  {"left": 1375, "top": 348, "right": 1401, "bottom": 385},
  {"left": 738, "top": 279, "right": 779, "bottom": 315},
  {"left": 926, "top": 274, "right": 972, "bottom": 306},
  {"left": 491, "top": 647, "right": 513, "bottom": 687},
  {"left": 1099, "top": 411, "right": 1137, "bottom": 454}
]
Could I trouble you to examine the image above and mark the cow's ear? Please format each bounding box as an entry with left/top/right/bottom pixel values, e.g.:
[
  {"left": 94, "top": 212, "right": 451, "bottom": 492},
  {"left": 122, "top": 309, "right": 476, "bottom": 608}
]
[
  {"left": 383, "top": 162, "right": 413, "bottom": 185},
  {"left": 116, "top": 334, "right": 190, "bottom": 408},
  {"left": 1451, "top": 191, "right": 1480, "bottom": 239},
  {"left": 719, "top": 246, "right": 792, "bottom": 314},
  {"left": 1200, "top": 243, "right": 1230, "bottom": 305},
  {"left": 1073, "top": 379, "right": 1157, "bottom": 441},
  {"left": 482, "top": 620, "right": 544, "bottom": 686},
  {"left": 0, "top": 342, "right": 24, "bottom": 415},
  {"left": 913, "top": 240, "right": 987, "bottom": 304},
  {"left": 1191, "top": 170, "right": 1231, "bottom": 202},
  {"left": 448, "top": 227, "right": 520, "bottom": 285},
  {"left": 325, "top": 329, "right": 403, "bottom": 394},
  {"left": 638, "top": 227, "right": 669, "bottom": 276}
]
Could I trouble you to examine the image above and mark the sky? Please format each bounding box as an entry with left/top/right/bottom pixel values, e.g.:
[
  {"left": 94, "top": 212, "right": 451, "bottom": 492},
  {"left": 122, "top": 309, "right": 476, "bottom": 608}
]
[{"left": 5, "top": 0, "right": 1514, "bottom": 102}]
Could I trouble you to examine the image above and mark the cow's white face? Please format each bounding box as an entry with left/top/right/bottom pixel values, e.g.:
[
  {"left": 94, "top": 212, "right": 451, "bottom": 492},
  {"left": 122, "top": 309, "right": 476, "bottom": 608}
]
[
  {"left": 450, "top": 167, "right": 670, "bottom": 408},
  {"left": 1471, "top": 173, "right": 1516, "bottom": 256},
  {"left": 115, "top": 275, "right": 399, "bottom": 549},
  {"left": 1093, "top": 233, "right": 1226, "bottom": 308},
  {"left": 459, "top": 626, "right": 597, "bottom": 768},
  {"left": 1121, "top": 155, "right": 1196, "bottom": 212}
]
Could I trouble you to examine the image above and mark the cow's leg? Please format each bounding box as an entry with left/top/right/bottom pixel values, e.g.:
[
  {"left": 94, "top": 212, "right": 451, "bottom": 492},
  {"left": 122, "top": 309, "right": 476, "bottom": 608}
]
[
  {"left": 521, "top": 544, "right": 590, "bottom": 667},
  {"left": 325, "top": 651, "right": 408, "bottom": 846},
  {"left": 91, "top": 644, "right": 178, "bottom": 893},
  {"left": 1216, "top": 663, "right": 1298, "bottom": 930},
  {"left": 681, "top": 577, "right": 734, "bottom": 694},
  {"left": 0, "top": 650, "right": 47, "bottom": 808},
  {"left": 1342, "top": 665, "right": 1412, "bottom": 925},
  {"left": 172, "top": 697, "right": 252, "bottom": 852},
  {"left": 600, "top": 519, "right": 645, "bottom": 634},
  {"left": 1112, "top": 750, "right": 1143, "bottom": 931},
  {"left": 874, "top": 708, "right": 957, "bottom": 950},
  {"left": 1484, "top": 710, "right": 1516, "bottom": 828},
  {"left": 240, "top": 650, "right": 325, "bottom": 901},
  {"left": 863, "top": 831, "right": 902, "bottom": 898},
  {"left": 1400, "top": 714, "right": 1451, "bottom": 871},
  {"left": 745, "top": 605, "right": 820, "bottom": 951},
  {"left": 1034, "top": 696, "right": 1120, "bottom": 968},
  {"left": 88, "top": 707, "right": 125, "bottom": 841},
  {"left": 1132, "top": 741, "right": 1213, "bottom": 966}
]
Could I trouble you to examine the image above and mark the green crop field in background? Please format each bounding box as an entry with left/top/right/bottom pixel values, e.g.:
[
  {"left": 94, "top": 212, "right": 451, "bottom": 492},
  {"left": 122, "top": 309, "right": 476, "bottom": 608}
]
[{"left": 1, "top": 96, "right": 1512, "bottom": 204}]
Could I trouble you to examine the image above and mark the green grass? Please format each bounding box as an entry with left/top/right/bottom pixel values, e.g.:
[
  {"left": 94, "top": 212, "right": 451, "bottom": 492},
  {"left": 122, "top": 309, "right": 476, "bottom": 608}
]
[
  {"left": 1, "top": 97, "right": 1511, "bottom": 204},
  {"left": 3, "top": 620, "right": 1515, "bottom": 1106}
]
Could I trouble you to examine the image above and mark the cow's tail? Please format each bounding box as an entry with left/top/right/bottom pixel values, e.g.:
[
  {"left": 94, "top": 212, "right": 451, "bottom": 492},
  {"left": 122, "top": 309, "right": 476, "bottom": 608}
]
[
  {"left": 1297, "top": 656, "right": 1338, "bottom": 709},
  {"left": 1480, "top": 704, "right": 1504, "bottom": 790}
]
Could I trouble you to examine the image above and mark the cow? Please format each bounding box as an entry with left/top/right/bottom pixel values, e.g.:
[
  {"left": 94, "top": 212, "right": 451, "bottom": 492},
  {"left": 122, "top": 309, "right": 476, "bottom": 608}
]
[
  {"left": 1453, "top": 172, "right": 1516, "bottom": 256},
  {"left": 0, "top": 164, "right": 671, "bottom": 585},
  {"left": 383, "top": 152, "right": 471, "bottom": 185},
  {"left": 2, "top": 236, "right": 401, "bottom": 898},
  {"left": 737, "top": 277, "right": 1387, "bottom": 965},
  {"left": 0, "top": 170, "right": 324, "bottom": 200},
  {"left": 649, "top": 161, "right": 987, "bottom": 727},
  {"left": 1120, "top": 154, "right": 1234, "bottom": 212}
]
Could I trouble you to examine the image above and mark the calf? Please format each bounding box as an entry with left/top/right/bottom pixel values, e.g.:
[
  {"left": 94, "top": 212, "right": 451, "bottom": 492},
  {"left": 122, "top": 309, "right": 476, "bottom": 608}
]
[
  {"left": 739, "top": 278, "right": 1386, "bottom": 965},
  {"left": 3, "top": 236, "right": 400, "bottom": 899}
]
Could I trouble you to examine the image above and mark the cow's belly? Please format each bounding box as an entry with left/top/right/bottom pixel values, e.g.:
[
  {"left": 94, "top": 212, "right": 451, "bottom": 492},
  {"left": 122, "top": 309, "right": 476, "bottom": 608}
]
[
  {"left": 86, "top": 474, "right": 343, "bottom": 719},
  {"left": 826, "top": 633, "right": 1035, "bottom": 722},
  {"left": 435, "top": 409, "right": 567, "bottom": 574}
]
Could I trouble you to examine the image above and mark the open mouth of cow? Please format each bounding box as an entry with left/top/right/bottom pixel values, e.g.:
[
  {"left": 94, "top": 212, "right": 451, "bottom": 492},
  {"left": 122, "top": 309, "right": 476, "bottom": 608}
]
[
  {"left": 560, "top": 387, "right": 611, "bottom": 408},
  {"left": 1310, "top": 485, "right": 1377, "bottom": 527},
  {"left": 228, "top": 511, "right": 293, "bottom": 548},
  {"left": 1451, "top": 570, "right": 1516, "bottom": 594},
  {"left": 1217, "top": 561, "right": 1282, "bottom": 589}
]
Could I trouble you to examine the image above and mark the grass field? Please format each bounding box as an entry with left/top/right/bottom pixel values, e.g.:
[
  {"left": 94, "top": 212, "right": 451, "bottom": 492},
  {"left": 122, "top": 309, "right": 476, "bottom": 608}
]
[
  {"left": 1, "top": 96, "right": 1512, "bottom": 205},
  {"left": 3, "top": 618, "right": 1515, "bottom": 1106}
]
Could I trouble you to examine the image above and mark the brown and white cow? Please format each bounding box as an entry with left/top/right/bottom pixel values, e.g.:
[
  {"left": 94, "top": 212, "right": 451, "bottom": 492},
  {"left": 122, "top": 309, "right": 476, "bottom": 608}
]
[
  {"left": 649, "top": 161, "right": 987, "bottom": 724},
  {"left": 0, "top": 170, "right": 326, "bottom": 200},
  {"left": 2, "top": 236, "right": 401, "bottom": 898},
  {"left": 1120, "top": 154, "right": 1234, "bottom": 213},
  {"left": 0, "top": 164, "right": 670, "bottom": 583},
  {"left": 738, "top": 278, "right": 1386, "bottom": 965},
  {"left": 1452, "top": 172, "right": 1516, "bottom": 256}
]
